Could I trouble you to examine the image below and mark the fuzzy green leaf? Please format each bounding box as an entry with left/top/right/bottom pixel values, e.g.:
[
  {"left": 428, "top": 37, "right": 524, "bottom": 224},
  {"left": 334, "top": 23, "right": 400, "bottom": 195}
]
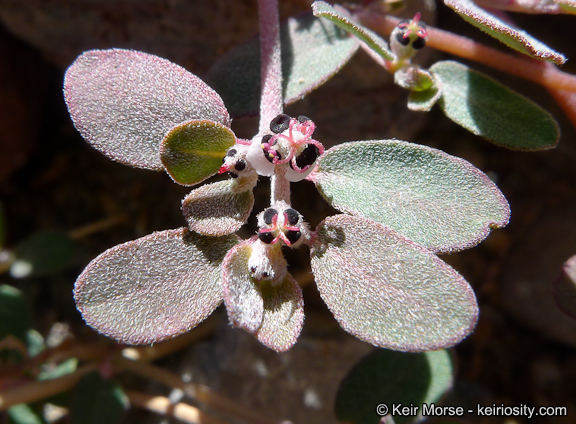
[
  {"left": 554, "top": 255, "right": 576, "bottom": 319},
  {"left": 182, "top": 175, "right": 257, "bottom": 236},
  {"left": 336, "top": 349, "right": 453, "bottom": 424},
  {"left": 64, "top": 49, "right": 230, "bottom": 170},
  {"left": 312, "top": 1, "right": 395, "bottom": 61},
  {"left": 311, "top": 215, "right": 478, "bottom": 351},
  {"left": 160, "top": 120, "right": 236, "bottom": 186},
  {"left": 74, "top": 229, "right": 237, "bottom": 345},
  {"left": 408, "top": 83, "right": 442, "bottom": 111},
  {"left": 70, "top": 372, "right": 128, "bottom": 424},
  {"left": 207, "top": 12, "right": 359, "bottom": 117},
  {"left": 10, "top": 231, "right": 76, "bottom": 278},
  {"left": 444, "top": 0, "right": 565, "bottom": 64},
  {"left": 432, "top": 61, "right": 559, "bottom": 150},
  {"left": 310, "top": 140, "right": 510, "bottom": 253}
]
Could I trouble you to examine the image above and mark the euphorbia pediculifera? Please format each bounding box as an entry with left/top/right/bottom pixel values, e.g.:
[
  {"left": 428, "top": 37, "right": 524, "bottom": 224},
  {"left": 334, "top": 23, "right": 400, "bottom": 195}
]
[{"left": 67, "top": 27, "right": 507, "bottom": 351}]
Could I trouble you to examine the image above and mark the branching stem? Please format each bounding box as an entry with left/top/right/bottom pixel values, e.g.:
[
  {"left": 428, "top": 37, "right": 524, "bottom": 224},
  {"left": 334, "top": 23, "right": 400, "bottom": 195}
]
[{"left": 361, "top": 12, "right": 576, "bottom": 93}]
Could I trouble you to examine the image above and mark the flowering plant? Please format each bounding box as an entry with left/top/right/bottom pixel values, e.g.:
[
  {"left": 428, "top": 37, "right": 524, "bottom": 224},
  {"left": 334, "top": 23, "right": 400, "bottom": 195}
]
[{"left": 65, "top": 0, "right": 511, "bottom": 354}]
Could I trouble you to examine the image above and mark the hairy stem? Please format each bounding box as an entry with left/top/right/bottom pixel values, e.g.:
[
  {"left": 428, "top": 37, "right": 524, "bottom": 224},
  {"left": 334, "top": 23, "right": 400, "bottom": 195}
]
[
  {"left": 361, "top": 13, "right": 576, "bottom": 93},
  {"left": 258, "top": 0, "right": 291, "bottom": 205},
  {"left": 270, "top": 166, "right": 291, "bottom": 204},
  {"left": 258, "top": 0, "right": 283, "bottom": 135}
]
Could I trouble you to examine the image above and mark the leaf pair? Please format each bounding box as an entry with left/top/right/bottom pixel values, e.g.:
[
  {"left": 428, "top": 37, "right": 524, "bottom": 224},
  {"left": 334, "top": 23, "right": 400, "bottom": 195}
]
[
  {"left": 74, "top": 215, "right": 479, "bottom": 352},
  {"left": 64, "top": 49, "right": 232, "bottom": 173},
  {"left": 64, "top": 49, "right": 259, "bottom": 236}
]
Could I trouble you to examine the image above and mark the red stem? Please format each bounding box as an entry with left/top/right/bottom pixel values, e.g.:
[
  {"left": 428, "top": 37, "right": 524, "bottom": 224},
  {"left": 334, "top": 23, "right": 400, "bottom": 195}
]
[{"left": 361, "top": 13, "right": 576, "bottom": 93}]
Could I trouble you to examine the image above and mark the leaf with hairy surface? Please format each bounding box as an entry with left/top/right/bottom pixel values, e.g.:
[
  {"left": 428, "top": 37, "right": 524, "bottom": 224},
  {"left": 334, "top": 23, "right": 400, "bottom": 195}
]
[
  {"left": 160, "top": 119, "right": 236, "bottom": 186},
  {"left": 309, "top": 139, "right": 510, "bottom": 253},
  {"left": 64, "top": 49, "right": 230, "bottom": 170},
  {"left": 74, "top": 229, "right": 237, "bottom": 345},
  {"left": 444, "top": 0, "right": 565, "bottom": 64},
  {"left": 311, "top": 214, "right": 478, "bottom": 351},
  {"left": 222, "top": 239, "right": 304, "bottom": 352},
  {"left": 432, "top": 61, "right": 559, "bottom": 150}
]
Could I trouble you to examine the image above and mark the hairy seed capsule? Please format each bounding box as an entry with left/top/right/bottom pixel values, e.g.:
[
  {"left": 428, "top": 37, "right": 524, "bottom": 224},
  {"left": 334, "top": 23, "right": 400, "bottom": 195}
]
[
  {"left": 284, "top": 208, "right": 299, "bottom": 225},
  {"left": 258, "top": 231, "right": 275, "bottom": 244},
  {"left": 270, "top": 114, "right": 291, "bottom": 133},
  {"left": 293, "top": 144, "right": 320, "bottom": 169},
  {"left": 263, "top": 208, "right": 278, "bottom": 225},
  {"left": 285, "top": 230, "right": 301, "bottom": 245}
]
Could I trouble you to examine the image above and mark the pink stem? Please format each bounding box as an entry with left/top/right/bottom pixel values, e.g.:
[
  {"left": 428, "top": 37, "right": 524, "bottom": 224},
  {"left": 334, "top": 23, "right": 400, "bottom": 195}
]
[
  {"left": 361, "top": 13, "right": 576, "bottom": 93},
  {"left": 258, "top": 0, "right": 283, "bottom": 135}
]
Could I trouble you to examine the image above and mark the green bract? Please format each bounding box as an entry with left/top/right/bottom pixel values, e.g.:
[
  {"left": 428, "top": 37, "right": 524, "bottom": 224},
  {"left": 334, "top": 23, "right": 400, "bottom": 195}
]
[
  {"left": 160, "top": 119, "right": 236, "bottom": 186},
  {"left": 310, "top": 139, "right": 510, "bottom": 253},
  {"left": 432, "top": 61, "right": 560, "bottom": 150}
]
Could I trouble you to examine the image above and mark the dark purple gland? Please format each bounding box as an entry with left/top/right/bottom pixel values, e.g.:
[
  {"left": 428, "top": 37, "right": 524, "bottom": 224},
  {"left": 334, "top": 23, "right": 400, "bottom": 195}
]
[
  {"left": 412, "top": 37, "right": 426, "bottom": 50},
  {"left": 395, "top": 31, "right": 410, "bottom": 46},
  {"left": 229, "top": 172, "right": 238, "bottom": 179},
  {"left": 284, "top": 208, "right": 299, "bottom": 225},
  {"left": 234, "top": 160, "right": 246, "bottom": 171},
  {"left": 263, "top": 208, "right": 278, "bottom": 225},
  {"left": 292, "top": 144, "right": 320, "bottom": 169},
  {"left": 226, "top": 148, "right": 237, "bottom": 157},
  {"left": 258, "top": 231, "right": 275, "bottom": 244},
  {"left": 285, "top": 230, "right": 301, "bottom": 245},
  {"left": 297, "top": 115, "right": 311, "bottom": 124},
  {"left": 261, "top": 134, "right": 274, "bottom": 145},
  {"left": 270, "top": 114, "right": 291, "bottom": 134}
]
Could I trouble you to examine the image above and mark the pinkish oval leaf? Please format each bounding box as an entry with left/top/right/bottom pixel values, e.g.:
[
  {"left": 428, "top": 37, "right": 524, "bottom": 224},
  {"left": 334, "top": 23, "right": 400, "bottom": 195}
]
[
  {"left": 182, "top": 174, "right": 257, "bottom": 236},
  {"left": 64, "top": 49, "right": 230, "bottom": 170},
  {"left": 309, "top": 140, "right": 510, "bottom": 253},
  {"left": 222, "top": 239, "right": 303, "bottom": 351},
  {"left": 161, "top": 120, "right": 236, "bottom": 186},
  {"left": 74, "top": 228, "right": 237, "bottom": 345},
  {"left": 311, "top": 214, "right": 478, "bottom": 351}
]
